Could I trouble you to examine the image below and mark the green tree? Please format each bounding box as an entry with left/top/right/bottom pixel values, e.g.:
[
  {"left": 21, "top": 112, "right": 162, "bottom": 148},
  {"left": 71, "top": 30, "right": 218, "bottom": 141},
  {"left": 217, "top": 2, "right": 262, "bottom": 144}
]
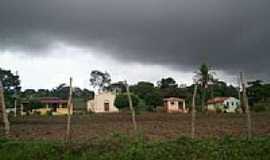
[
  {"left": 143, "top": 89, "right": 163, "bottom": 111},
  {"left": 90, "top": 70, "right": 111, "bottom": 91},
  {"left": 51, "top": 83, "right": 69, "bottom": 99},
  {"left": 247, "top": 80, "right": 270, "bottom": 111},
  {"left": 52, "top": 83, "right": 94, "bottom": 100},
  {"left": 207, "top": 80, "right": 238, "bottom": 99},
  {"left": 157, "top": 77, "right": 178, "bottom": 89},
  {"left": 36, "top": 89, "right": 51, "bottom": 97},
  {"left": 21, "top": 89, "right": 36, "bottom": 98},
  {"left": 247, "top": 80, "right": 265, "bottom": 103},
  {"left": 106, "top": 82, "right": 126, "bottom": 93},
  {"left": 114, "top": 93, "right": 140, "bottom": 110},
  {"left": 0, "top": 68, "right": 21, "bottom": 108},
  {"left": 195, "top": 63, "right": 215, "bottom": 111},
  {"left": 130, "top": 81, "right": 163, "bottom": 111},
  {"left": 82, "top": 89, "right": 95, "bottom": 100}
]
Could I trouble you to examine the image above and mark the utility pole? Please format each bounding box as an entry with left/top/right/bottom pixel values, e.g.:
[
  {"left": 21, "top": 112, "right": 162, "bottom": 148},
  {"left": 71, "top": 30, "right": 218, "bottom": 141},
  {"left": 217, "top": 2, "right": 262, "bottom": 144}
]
[
  {"left": 191, "top": 83, "right": 198, "bottom": 139},
  {"left": 66, "top": 77, "right": 73, "bottom": 144},
  {"left": 0, "top": 80, "right": 10, "bottom": 137},
  {"left": 124, "top": 80, "right": 137, "bottom": 132},
  {"left": 240, "top": 72, "right": 252, "bottom": 139}
]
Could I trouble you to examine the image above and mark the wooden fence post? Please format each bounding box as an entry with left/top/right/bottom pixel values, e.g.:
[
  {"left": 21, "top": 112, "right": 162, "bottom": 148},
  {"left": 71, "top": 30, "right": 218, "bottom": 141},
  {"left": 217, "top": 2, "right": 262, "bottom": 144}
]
[
  {"left": 66, "top": 77, "right": 73, "bottom": 143},
  {"left": 0, "top": 80, "right": 10, "bottom": 137},
  {"left": 191, "top": 84, "right": 198, "bottom": 139},
  {"left": 240, "top": 72, "right": 252, "bottom": 139},
  {"left": 125, "top": 81, "right": 137, "bottom": 132}
]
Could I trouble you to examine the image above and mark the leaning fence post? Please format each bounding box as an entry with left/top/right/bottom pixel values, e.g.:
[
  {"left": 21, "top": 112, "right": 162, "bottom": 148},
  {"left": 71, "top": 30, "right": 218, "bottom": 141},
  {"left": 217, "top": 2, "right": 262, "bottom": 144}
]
[
  {"left": 0, "top": 80, "right": 10, "bottom": 137},
  {"left": 66, "top": 77, "right": 73, "bottom": 144},
  {"left": 124, "top": 80, "right": 137, "bottom": 132},
  {"left": 191, "top": 83, "right": 198, "bottom": 139}
]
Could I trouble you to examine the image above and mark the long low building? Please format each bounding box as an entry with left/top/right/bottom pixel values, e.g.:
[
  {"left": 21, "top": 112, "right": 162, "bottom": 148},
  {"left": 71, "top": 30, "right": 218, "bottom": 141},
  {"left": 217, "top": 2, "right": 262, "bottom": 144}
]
[{"left": 21, "top": 97, "right": 72, "bottom": 115}]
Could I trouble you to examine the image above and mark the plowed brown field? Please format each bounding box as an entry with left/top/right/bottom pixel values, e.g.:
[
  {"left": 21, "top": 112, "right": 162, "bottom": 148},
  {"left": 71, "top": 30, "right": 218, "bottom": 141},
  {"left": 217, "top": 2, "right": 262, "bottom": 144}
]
[{"left": 1, "top": 112, "right": 270, "bottom": 140}]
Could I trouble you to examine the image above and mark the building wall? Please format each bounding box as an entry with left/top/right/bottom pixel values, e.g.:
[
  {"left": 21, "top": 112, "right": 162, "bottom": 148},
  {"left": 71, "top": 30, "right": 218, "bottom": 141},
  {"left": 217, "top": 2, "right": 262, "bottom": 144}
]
[
  {"left": 53, "top": 108, "right": 73, "bottom": 115},
  {"left": 207, "top": 97, "right": 240, "bottom": 113},
  {"left": 165, "top": 100, "right": 186, "bottom": 113},
  {"left": 87, "top": 92, "right": 119, "bottom": 113},
  {"left": 223, "top": 97, "right": 240, "bottom": 113},
  {"left": 32, "top": 107, "right": 73, "bottom": 116},
  {"left": 207, "top": 103, "right": 224, "bottom": 112},
  {"left": 32, "top": 108, "right": 51, "bottom": 115}
]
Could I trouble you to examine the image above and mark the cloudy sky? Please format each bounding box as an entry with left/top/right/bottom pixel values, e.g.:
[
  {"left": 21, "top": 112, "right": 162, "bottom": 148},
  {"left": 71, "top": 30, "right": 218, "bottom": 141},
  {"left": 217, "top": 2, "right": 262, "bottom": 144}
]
[{"left": 0, "top": 0, "right": 269, "bottom": 89}]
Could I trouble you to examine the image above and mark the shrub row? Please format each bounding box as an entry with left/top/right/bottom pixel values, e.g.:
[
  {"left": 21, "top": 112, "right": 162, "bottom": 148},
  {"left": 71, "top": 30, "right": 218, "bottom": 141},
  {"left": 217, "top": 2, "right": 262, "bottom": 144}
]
[{"left": 0, "top": 136, "right": 270, "bottom": 160}]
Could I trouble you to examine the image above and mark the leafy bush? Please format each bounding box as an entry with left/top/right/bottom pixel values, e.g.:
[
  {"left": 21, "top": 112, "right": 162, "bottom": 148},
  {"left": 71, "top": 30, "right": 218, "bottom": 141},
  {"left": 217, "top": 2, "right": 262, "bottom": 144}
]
[
  {"left": 114, "top": 93, "right": 140, "bottom": 110},
  {"left": 251, "top": 103, "right": 269, "bottom": 112},
  {"left": 45, "top": 110, "right": 53, "bottom": 116},
  {"left": 1, "top": 136, "right": 270, "bottom": 160},
  {"left": 33, "top": 111, "right": 41, "bottom": 115},
  {"left": 215, "top": 108, "right": 222, "bottom": 113}
]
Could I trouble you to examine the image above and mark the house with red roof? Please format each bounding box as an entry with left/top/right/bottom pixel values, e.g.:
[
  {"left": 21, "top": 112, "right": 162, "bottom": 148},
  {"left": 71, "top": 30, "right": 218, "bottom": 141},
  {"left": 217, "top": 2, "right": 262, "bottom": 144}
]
[
  {"left": 21, "top": 97, "right": 71, "bottom": 115},
  {"left": 207, "top": 97, "right": 240, "bottom": 113}
]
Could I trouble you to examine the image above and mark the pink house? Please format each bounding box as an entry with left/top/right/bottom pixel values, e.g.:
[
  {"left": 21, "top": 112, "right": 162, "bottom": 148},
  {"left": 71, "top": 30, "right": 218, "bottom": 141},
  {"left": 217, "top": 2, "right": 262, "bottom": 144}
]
[{"left": 163, "top": 97, "right": 187, "bottom": 113}]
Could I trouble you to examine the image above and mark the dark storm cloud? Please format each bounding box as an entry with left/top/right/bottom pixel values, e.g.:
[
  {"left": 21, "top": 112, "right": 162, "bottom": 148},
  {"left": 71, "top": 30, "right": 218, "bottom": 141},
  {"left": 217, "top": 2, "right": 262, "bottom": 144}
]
[{"left": 1, "top": 0, "right": 270, "bottom": 78}]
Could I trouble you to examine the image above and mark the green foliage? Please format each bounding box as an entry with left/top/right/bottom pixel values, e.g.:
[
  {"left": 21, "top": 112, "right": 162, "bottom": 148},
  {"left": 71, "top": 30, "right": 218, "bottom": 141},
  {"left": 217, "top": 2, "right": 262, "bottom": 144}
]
[
  {"left": 248, "top": 80, "right": 270, "bottom": 107},
  {"left": 195, "top": 63, "right": 215, "bottom": 111},
  {"left": 114, "top": 93, "right": 140, "bottom": 110},
  {"left": 20, "top": 85, "right": 94, "bottom": 112},
  {"left": 51, "top": 84, "right": 94, "bottom": 100},
  {"left": 30, "top": 102, "right": 45, "bottom": 109},
  {"left": 106, "top": 82, "right": 126, "bottom": 93},
  {"left": 215, "top": 108, "right": 223, "bottom": 113},
  {"left": 90, "top": 70, "right": 111, "bottom": 91},
  {"left": 196, "top": 63, "right": 214, "bottom": 87},
  {"left": 130, "top": 81, "right": 163, "bottom": 111},
  {"left": 251, "top": 103, "right": 269, "bottom": 112},
  {"left": 45, "top": 110, "right": 53, "bottom": 116},
  {"left": 1, "top": 137, "right": 270, "bottom": 160},
  {"left": 73, "top": 98, "right": 88, "bottom": 112},
  {"left": 0, "top": 68, "right": 21, "bottom": 108},
  {"left": 157, "top": 77, "right": 177, "bottom": 89},
  {"left": 33, "top": 111, "right": 41, "bottom": 116}
]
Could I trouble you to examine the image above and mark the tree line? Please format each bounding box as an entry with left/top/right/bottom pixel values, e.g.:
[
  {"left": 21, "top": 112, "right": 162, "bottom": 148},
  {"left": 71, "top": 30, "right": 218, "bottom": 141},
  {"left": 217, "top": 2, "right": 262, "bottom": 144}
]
[{"left": 1, "top": 66, "right": 270, "bottom": 112}]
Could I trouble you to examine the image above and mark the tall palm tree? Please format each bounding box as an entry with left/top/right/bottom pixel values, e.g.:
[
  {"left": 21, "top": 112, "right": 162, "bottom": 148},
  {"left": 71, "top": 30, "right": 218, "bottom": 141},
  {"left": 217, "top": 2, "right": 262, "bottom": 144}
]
[{"left": 196, "top": 63, "right": 215, "bottom": 112}]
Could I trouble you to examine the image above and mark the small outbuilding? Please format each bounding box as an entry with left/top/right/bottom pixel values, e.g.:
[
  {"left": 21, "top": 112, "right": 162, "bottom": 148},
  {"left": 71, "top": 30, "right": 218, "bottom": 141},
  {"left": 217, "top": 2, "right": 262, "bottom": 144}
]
[
  {"left": 87, "top": 92, "right": 119, "bottom": 113},
  {"left": 163, "top": 97, "right": 187, "bottom": 113},
  {"left": 207, "top": 97, "right": 240, "bottom": 113}
]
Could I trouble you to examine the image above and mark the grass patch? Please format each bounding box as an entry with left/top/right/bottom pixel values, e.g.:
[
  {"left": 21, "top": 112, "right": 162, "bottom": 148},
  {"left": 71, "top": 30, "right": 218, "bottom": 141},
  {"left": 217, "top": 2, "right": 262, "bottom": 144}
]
[{"left": 0, "top": 135, "right": 270, "bottom": 160}]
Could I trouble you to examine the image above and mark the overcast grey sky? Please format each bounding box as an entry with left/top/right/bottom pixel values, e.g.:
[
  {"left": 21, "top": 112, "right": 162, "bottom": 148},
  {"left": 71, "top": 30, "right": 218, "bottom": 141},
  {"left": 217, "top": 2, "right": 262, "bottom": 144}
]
[{"left": 0, "top": 0, "right": 269, "bottom": 89}]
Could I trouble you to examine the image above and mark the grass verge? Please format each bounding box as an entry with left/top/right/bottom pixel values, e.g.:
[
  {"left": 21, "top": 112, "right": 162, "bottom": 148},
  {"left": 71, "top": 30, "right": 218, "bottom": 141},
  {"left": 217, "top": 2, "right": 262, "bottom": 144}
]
[{"left": 0, "top": 135, "right": 270, "bottom": 160}]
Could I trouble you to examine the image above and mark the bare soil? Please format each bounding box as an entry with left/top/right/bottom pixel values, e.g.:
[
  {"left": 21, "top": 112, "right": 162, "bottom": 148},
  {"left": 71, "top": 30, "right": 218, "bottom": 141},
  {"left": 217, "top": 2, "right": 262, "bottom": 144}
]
[{"left": 1, "top": 112, "right": 270, "bottom": 141}]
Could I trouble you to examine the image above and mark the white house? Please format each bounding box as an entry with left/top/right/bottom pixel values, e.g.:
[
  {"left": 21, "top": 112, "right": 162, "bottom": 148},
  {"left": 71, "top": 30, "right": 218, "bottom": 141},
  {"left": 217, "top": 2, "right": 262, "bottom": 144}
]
[
  {"left": 207, "top": 97, "right": 240, "bottom": 113},
  {"left": 163, "top": 97, "right": 187, "bottom": 113},
  {"left": 87, "top": 92, "right": 119, "bottom": 113}
]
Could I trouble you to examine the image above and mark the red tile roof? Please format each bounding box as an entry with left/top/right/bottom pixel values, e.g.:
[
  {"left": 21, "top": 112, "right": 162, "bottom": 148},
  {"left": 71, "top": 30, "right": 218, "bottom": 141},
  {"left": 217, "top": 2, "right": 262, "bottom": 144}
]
[
  {"left": 38, "top": 97, "right": 67, "bottom": 104},
  {"left": 207, "top": 97, "right": 230, "bottom": 104},
  {"left": 164, "top": 97, "right": 185, "bottom": 102}
]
